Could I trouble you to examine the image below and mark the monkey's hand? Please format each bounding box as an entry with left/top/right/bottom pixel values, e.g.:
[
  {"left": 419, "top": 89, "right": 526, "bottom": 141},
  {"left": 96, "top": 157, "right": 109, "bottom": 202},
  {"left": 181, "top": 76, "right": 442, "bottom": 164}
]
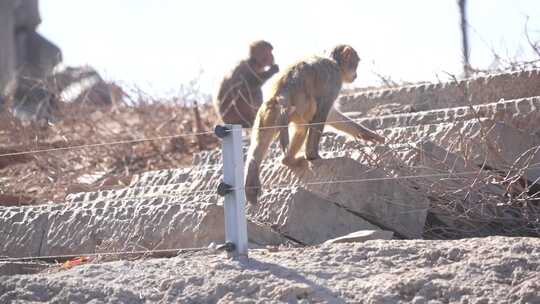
[
  {"left": 269, "top": 64, "right": 279, "bottom": 75},
  {"left": 259, "top": 64, "right": 280, "bottom": 82}
]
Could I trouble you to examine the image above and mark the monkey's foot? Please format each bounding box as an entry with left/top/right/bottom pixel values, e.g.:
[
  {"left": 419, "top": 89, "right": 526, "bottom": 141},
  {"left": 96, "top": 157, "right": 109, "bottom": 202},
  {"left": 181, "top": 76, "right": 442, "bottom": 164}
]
[
  {"left": 281, "top": 156, "right": 307, "bottom": 167},
  {"left": 305, "top": 153, "right": 322, "bottom": 161}
]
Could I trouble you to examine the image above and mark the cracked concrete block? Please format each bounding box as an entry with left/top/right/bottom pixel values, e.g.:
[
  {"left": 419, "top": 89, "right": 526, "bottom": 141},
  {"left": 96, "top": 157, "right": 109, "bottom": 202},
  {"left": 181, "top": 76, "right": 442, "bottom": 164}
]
[
  {"left": 256, "top": 157, "right": 429, "bottom": 239},
  {"left": 0, "top": 206, "right": 49, "bottom": 258},
  {"left": 247, "top": 187, "right": 380, "bottom": 245}
]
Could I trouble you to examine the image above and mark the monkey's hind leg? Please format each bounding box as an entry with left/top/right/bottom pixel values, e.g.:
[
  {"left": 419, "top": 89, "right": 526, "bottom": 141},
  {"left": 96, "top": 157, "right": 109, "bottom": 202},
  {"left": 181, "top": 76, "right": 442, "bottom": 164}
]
[
  {"left": 244, "top": 101, "right": 280, "bottom": 204},
  {"left": 305, "top": 98, "right": 333, "bottom": 160},
  {"left": 281, "top": 122, "right": 308, "bottom": 167}
]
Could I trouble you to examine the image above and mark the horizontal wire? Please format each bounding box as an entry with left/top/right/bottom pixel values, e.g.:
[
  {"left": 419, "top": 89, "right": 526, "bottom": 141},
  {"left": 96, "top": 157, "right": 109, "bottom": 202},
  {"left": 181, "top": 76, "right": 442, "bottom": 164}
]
[
  {"left": 0, "top": 108, "right": 479, "bottom": 158},
  {"left": 2, "top": 161, "right": 536, "bottom": 261},
  {"left": 0, "top": 246, "right": 209, "bottom": 263},
  {"left": 241, "top": 113, "right": 471, "bottom": 133},
  {"left": 0, "top": 130, "right": 217, "bottom": 157},
  {"left": 243, "top": 170, "right": 498, "bottom": 192},
  {"left": 6, "top": 159, "right": 536, "bottom": 209},
  {"left": 49, "top": 188, "right": 219, "bottom": 208},
  {"left": 0, "top": 114, "right": 397, "bottom": 158}
]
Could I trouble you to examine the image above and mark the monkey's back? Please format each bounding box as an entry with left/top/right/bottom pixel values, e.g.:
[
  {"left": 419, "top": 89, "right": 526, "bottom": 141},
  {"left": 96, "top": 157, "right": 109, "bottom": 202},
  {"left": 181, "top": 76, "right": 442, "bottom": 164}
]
[
  {"left": 272, "top": 56, "right": 342, "bottom": 102},
  {"left": 215, "top": 60, "right": 263, "bottom": 127}
]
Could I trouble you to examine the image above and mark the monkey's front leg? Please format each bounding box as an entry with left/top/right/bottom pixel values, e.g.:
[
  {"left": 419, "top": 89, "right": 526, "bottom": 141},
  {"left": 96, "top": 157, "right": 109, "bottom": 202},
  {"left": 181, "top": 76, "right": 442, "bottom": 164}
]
[{"left": 305, "top": 98, "right": 333, "bottom": 160}]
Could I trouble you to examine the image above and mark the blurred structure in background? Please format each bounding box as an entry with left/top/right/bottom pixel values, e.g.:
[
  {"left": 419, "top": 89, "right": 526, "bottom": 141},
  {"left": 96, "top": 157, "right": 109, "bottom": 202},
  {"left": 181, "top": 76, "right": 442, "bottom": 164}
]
[{"left": 0, "top": 0, "right": 120, "bottom": 125}]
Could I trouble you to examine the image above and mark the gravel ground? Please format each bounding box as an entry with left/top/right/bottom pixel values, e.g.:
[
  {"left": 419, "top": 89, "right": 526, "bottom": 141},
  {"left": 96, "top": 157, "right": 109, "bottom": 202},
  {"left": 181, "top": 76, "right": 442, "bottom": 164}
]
[{"left": 1, "top": 236, "right": 539, "bottom": 304}]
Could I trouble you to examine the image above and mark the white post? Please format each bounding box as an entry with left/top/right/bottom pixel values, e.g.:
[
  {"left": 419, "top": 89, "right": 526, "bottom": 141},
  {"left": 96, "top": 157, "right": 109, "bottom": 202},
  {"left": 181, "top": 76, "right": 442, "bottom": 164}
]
[{"left": 215, "top": 124, "right": 248, "bottom": 258}]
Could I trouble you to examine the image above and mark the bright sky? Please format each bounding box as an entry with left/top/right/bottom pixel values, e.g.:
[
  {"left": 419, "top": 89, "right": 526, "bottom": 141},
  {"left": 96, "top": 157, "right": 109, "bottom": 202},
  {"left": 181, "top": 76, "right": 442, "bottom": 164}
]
[{"left": 38, "top": 0, "right": 540, "bottom": 99}]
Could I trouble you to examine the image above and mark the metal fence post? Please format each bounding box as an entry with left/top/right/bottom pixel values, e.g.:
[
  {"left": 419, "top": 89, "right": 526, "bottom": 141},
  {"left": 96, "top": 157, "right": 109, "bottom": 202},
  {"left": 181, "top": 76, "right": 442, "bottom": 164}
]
[{"left": 214, "top": 124, "right": 248, "bottom": 258}]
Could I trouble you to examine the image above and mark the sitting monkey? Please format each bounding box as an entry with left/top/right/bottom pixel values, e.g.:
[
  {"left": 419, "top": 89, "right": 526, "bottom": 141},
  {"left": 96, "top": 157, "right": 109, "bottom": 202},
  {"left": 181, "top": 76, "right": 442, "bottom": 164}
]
[
  {"left": 245, "top": 45, "right": 385, "bottom": 203},
  {"left": 214, "top": 40, "right": 279, "bottom": 128}
]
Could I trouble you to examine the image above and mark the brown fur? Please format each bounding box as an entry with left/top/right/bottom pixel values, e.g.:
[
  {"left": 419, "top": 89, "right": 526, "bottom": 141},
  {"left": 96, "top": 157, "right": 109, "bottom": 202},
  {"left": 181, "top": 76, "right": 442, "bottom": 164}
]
[
  {"left": 214, "top": 40, "right": 279, "bottom": 128},
  {"left": 244, "top": 45, "right": 385, "bottom": 203}
]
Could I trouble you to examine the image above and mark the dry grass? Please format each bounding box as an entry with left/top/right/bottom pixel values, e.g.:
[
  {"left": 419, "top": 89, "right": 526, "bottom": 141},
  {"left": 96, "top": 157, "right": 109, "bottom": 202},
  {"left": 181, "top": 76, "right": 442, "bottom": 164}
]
[{"left": 0, "top": 100, "right": 219, "bottom": 205}]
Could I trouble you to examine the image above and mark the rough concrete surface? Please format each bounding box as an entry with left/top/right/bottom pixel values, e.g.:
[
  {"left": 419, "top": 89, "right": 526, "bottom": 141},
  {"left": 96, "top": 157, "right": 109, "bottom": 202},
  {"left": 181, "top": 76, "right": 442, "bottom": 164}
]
[
  {"left": 354, "top": 96, "right": 540, "bottom": 134},
  {"left": 338, "top": 69, "right": 540, "bottom": 113},
  {"left": 1, "top": 237, "right": 539, "bottom": 303},
  {"left": 0, "top": 195, "right": 285, "bottom": 258}
]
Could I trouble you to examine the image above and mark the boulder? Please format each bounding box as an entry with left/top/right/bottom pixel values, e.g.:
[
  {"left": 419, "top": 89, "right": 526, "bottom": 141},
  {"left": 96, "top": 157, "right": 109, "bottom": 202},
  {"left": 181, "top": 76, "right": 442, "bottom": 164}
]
[
  {"left": 248, "top": 187, "right": 381, "bottom": 245},
  {"left": 52, "top": 66, "right": 117, "bottom": 106}
]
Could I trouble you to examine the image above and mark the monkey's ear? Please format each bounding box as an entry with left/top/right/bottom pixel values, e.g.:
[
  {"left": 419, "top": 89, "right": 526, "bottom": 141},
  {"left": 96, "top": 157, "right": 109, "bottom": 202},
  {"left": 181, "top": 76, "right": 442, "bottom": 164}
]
[{"left": 341, "top": 46, "right": 355, "bottom": 62}]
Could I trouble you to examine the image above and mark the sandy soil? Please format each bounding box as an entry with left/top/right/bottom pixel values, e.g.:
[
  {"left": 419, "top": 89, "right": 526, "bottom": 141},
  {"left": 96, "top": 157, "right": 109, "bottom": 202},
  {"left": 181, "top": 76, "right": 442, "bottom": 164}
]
[{"left": 1, "top": 237, "right": 539, "bottom": 304}]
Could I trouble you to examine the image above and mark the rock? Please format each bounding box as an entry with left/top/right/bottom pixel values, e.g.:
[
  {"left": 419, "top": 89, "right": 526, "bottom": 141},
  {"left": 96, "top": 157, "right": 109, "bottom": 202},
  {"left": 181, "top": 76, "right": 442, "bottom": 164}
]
[
  {"left": 256, "top": 157, "right": 429, "bottom": 239},
  {"left": 323, "top": 230, "right": 394, "bottom": 244},
  {"left": 52, "top": 66, "right": 118, "bottom": 106},
  {"left": 248, "top": 187, "right": 381, "bottom": 245}
]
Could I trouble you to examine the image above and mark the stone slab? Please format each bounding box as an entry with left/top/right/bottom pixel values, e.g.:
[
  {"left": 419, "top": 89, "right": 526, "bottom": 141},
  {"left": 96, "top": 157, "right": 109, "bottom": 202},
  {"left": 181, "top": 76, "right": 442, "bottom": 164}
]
[{"left": 323, "top": 230, "right": 394, "bottom": 244}]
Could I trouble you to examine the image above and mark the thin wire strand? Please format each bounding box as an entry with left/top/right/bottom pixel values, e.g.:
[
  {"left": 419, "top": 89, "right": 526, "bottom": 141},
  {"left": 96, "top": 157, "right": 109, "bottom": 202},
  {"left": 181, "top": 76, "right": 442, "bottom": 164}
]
[
  {"left": 51, "top": 188, "right": 219, "bottom": 208},
  {"left": 0, "top": 115, "right": 395, "bottom": 158},
  {"left": 0, "top": 111, "right": 472, "bottom": 158},
  {"left": 242, "top": 170, "right": 496, "bottom": 192},
  {"left": 0, "top": 247, "right": 209, "bottom": 263},
  {"left": 0, "top": 130, "right": 216, "bottom": 157}
]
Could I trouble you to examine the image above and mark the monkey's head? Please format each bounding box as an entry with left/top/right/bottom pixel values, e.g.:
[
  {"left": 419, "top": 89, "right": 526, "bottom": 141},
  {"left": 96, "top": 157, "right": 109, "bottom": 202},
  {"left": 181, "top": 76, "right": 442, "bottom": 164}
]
[
  {"left": 330, "top": 45, "right": 360, "bottom": 83},
  {"left": 249, "top": 40, "right": 275, "bottom": 72}
]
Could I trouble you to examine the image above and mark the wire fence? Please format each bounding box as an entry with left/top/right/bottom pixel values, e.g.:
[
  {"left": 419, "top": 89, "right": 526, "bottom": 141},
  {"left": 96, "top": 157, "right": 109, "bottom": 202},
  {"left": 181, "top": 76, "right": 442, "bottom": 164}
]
[
  {"left": 2, "top": 112, "right": 540, "bottom": 261},
  {"left": 0, "top": 247, "right": 210, "bottom": 263}
]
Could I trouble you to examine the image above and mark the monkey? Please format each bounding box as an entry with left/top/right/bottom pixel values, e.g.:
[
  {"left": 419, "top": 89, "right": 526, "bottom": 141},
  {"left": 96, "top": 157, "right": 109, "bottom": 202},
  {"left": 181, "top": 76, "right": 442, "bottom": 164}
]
[
  {"left": 244, "top": 45, "right": 385, "bottom": 203},
  {"left": 214, "top": 40, "right": 279, "bottom": 128}
]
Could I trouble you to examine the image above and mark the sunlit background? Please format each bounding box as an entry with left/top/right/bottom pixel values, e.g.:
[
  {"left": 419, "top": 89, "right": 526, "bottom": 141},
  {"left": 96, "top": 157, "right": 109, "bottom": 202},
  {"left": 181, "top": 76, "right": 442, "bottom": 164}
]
[{"left": 39, "top": 0, "right": 540, "bottom": 98}]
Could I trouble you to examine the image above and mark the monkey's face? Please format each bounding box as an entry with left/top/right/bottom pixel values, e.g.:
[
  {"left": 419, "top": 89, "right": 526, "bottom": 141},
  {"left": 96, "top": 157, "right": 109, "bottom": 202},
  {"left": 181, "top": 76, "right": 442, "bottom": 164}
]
[
  {"left": 259, "top": 47, "right": 275, "bottom": 68},
  {"left": 332, "top": 45, "right": 360, "bottom": 83},
  {"left": 340, "top": 48, "right": 360, "bottom": 83}
]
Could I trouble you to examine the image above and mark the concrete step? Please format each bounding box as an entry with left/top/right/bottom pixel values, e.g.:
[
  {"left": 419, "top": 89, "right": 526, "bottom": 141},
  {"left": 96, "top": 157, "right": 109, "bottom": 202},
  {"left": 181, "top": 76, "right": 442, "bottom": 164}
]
[
  {"left": 350, "top": 96, "right": 540, "bottom": 133},
  {"left": 338, "top": 69, "right": 540, "bottom": 114},
  {"left": 0, "top": 194, "right": 285, "bottom": 258}
]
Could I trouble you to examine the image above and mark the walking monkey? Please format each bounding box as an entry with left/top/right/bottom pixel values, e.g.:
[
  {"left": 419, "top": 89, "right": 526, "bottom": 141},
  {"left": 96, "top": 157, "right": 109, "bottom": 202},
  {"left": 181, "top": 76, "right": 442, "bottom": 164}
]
[
  {"left": 245, "top": 45, "right": 385, "bottom": 203},
  {"left": 215, "top": 40, "right": 279, "bottom": 128}
]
